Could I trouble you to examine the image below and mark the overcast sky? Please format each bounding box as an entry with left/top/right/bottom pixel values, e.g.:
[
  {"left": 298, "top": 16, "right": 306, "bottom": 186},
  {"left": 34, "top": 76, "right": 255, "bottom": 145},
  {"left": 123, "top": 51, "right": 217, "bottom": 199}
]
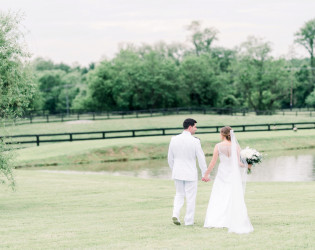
[{"left": 2, "top": 0, "right": 315, "bottom": 66}]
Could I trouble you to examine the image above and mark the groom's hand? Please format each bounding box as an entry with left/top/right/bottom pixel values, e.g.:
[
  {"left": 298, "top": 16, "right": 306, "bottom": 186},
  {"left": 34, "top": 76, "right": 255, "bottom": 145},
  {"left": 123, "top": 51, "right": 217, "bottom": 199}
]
[{"left": 202, "top": 176, "right": 210, "bottom": 182}]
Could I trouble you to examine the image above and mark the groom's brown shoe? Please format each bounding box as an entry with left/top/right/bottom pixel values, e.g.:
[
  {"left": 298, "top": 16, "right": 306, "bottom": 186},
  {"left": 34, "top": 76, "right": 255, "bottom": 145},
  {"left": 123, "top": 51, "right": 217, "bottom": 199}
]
[{"left": 172, "top": 217, "right": 181, "bottom": 225}]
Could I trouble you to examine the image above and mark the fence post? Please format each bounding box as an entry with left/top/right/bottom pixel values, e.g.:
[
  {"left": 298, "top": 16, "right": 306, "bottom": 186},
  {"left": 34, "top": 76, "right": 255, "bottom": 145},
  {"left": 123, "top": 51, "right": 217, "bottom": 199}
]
[
  {"left": 36, "top": 135, "right": 40, "bottom": 146},
  {"left": 243, "top": 126, "right": 245, "bottom": 132},
  {"left": 61, "top": 114, "right": 64, "bottom": 122},
  {"left": 136, "top": 112, "right": 138, "bottom": 118},
  {"left": 70, "top": 134, "right": 73, "bottom": 142},
  {"left": 296, "top": 111, "right": 298, "bottom": 116},
  {"left": 77, "top": 113, "right": 80, "bottom": 120},
  {"left": 216, "top": 126, "right": 219, "bottom": 133},
  {"left": 150, "top": 109, "right": 153, "bottom": 117},
  {"left": 268, "top": 124, "right": 270, "bottom": 131},
  {"left": 107, "top": 111, "right": 110, "bottom": 119},
  {"left": 310, "top": 112, "right": 312, "bottom": 117},
  {"left": 203, "top": 108, "right": 206, "bottom": 114},
  {"left": 132, "top": 130, "right": 135, "bottom": 137},
  {"left": 162, "top": 129, "right": 165, "bottom": 135},
  {"left": 102, "top": 132, "right": 105, "bottom": 139},
  {"left": 46, "top": 115, "right": 49, "bottom": 123},
  {"left": 93, "top": 113, "right": 95, "bottom": 120},
  {"left": 30, "top": 114, "right": 32, "bottom": 124}
]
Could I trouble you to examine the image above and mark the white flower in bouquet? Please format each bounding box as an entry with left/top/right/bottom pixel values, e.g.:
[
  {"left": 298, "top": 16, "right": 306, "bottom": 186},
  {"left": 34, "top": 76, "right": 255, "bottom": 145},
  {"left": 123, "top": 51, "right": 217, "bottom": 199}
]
[{"left": 240, "top": 147, "right": 262, "bottom": 174}]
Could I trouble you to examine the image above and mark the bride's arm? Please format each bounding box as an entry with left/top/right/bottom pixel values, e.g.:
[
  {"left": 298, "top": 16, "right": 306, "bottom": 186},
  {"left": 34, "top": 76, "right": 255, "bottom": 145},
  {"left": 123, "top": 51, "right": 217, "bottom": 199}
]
[{"left": 203, "top": 145, "right": 219, "bottom": 179}]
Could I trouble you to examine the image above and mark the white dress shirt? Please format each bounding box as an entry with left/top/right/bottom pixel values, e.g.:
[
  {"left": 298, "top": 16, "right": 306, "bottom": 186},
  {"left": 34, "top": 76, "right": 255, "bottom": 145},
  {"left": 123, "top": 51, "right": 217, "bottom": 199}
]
[{"left": 168, "top": 131, "right": 207, "bottom": 181}]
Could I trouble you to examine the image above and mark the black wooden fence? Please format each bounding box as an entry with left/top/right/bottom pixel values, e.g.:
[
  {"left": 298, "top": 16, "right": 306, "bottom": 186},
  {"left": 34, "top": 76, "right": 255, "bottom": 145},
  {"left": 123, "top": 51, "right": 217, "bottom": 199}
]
[
  {"left": 2, "top": 107, "right": 315, "bottom": 126},
  {"left": 2, "top": 122, "right": 315, "bottom": 146}
]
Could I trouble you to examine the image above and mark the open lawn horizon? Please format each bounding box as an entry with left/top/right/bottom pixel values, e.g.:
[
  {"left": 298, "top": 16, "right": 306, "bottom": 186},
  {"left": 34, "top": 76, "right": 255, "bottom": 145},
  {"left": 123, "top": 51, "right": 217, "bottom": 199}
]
[{"left": 0, "top": 170, "right": 313, "bottom": 249}]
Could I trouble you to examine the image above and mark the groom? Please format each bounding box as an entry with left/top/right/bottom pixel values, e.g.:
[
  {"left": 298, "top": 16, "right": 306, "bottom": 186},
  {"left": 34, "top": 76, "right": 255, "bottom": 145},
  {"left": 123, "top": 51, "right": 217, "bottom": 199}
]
[{"left": 168, "top": 118, "right": 208, "bottom": 226}]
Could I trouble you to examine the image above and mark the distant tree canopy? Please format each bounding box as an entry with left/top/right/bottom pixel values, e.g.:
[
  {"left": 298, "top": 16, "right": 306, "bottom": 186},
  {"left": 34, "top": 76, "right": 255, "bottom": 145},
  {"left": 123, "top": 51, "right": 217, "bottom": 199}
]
[{"left": 29, "top": 20, "right": 315, "bottom": 113}]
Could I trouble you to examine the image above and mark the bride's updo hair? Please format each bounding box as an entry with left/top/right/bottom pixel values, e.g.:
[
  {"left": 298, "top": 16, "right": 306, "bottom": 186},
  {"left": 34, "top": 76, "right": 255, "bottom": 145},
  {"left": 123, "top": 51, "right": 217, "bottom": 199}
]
[{"left": 220, "top": 126, "right": 232, "bottom": 141}]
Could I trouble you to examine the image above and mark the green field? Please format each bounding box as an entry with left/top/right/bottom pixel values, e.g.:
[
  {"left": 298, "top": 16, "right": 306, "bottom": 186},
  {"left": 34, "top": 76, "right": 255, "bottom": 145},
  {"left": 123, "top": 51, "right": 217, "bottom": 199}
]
[
  {"left": 0, "top": 170, "right": 314, "bottom": 249},
  {"left": 1, "top": 114, "right": 314, "bottom": 249}
]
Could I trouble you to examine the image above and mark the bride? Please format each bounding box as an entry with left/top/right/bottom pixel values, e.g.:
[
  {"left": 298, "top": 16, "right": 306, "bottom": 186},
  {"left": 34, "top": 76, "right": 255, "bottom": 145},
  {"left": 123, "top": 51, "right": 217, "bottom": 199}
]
[{"left": 202, "top": 126, "right": 254, "bottom": 234}]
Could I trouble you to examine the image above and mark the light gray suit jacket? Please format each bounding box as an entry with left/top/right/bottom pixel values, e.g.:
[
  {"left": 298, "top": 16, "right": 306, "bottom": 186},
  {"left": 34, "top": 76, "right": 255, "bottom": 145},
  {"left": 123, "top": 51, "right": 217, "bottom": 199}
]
[{"left": 168, "top": 131, "right": 207, "bottom": 181}]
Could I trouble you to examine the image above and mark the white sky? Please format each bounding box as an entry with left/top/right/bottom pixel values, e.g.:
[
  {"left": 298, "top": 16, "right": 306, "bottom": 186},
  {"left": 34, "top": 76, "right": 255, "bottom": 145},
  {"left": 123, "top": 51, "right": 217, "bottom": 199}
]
[{"left": 2, "top": 0, "right": 315, "bottom": 66}]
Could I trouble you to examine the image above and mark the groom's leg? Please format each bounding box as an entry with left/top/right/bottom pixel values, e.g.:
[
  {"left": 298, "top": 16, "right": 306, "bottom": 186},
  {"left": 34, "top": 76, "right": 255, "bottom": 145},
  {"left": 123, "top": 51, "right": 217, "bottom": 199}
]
[
  {"left": 184, "top": 180, "right": 197, "bottom": 225},
  {"left": 173, "top": 179, "right": 185, "bottom": 221}
]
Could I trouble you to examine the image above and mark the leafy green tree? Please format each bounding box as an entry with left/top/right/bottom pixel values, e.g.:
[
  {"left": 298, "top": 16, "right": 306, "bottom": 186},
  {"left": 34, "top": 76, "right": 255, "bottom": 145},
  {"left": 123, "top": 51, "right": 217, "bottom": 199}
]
[
  {"left": 0, "top": 12, "right": 34, "bottom": 118},
  {"left": 32, "top": 57, "right": 55, "bottom": 71},
  {"left": 180, "top": 54, "right": 221, "bottom": 107},
  {"left": 0, "top": 11, "right": 35, "bottom": 188},
  {"left": 186, "top": 21, "right": 218, "bottom": 56},
  {"left": 85, "top": 61, "right": 115, "bottom": 110},
  {"left": 84, "top": 46, "right": 182, "bottom": 111},
  {"left": 233, "top": 37, "right": 290, "bottom": 113},
  {"left": 131, "top": 50, "right": 180, "bottom": 109},
  {"left": 57, "top": 71, "right": 81, "bottom": 112},
  {"left": 32, "top": 58, "right": 87, "bottom": 113},
  {"left": 36, "top": 70, "right": 66, "bottom": 113},
  {"left": 295, "top": 18, "right": 315, "bottom": 91},
  {"left": 305, "top": 89, "right": 315, "bottom": 107}
]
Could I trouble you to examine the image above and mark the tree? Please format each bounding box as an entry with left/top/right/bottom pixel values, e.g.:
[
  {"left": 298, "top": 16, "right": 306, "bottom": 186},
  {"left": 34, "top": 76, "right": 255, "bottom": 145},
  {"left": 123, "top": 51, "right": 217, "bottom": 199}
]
[
  {"left": 32, "top": 58, "right": 86, "bottom": 113},
  {"left": 295, "top": 18, "right": 315, "bottom": 91},
  {"left": 85, "top": 61, "right": 115, "bottom": 110},
  {"left": 180, "top": 54, "right": 221, "bottom": 107},
  {"left": 36, "top": 70, "right": 66, "bottom": 113},
  {"left": 305, "top": 89, "right": 315, "bottom": 107},
  {"left": 233, "top": 37, "right": 290, "bottom": 113},
  {"left": 186, "top": 21, "right": 218, "bottom": 56},
  {"left": 0, "top": 12, "right": 34, "bottom": 118},
  {"left": 0, "top": 11, "right": 35, "bottom": 188}
]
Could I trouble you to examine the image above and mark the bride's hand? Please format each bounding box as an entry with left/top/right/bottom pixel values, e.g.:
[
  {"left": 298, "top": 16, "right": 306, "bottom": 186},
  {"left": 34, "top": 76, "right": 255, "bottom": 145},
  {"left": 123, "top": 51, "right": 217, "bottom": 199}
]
[{"left": 202, "top": 176, "right": 210, "bottom": 182}]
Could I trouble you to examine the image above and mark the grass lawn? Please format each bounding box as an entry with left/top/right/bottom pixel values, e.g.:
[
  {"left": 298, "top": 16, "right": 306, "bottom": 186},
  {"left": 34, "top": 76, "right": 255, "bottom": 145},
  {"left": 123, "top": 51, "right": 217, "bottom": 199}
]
[{"left": 0, "top": 170, "right": 314, "bottom": 249}]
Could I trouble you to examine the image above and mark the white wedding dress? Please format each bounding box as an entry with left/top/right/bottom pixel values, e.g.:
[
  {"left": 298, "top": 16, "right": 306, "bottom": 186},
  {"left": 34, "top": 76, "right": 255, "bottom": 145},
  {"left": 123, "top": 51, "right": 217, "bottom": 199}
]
[{"left": 204, "top": 132, "right": 254, "bottom": 234}]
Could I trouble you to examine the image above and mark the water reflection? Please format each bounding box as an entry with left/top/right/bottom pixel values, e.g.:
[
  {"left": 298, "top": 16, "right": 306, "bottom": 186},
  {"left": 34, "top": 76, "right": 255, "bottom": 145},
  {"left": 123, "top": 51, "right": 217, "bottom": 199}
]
[
  {"left": 40, "top": 152, "right": 315, "bottom": 182},
  {"left": 247, "top": 154, "right": 314, "bottom": 182}
]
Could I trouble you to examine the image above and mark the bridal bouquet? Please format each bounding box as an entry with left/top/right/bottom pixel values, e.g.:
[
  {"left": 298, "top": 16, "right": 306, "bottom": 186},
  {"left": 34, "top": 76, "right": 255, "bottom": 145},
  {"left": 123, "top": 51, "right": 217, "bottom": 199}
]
[{"left": 240, "top": 147, "right": 262, "bottom": 174}]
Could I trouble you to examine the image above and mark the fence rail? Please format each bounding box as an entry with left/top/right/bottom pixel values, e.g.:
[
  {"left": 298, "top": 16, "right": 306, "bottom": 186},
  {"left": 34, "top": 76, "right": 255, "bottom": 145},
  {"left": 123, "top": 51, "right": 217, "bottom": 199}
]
[
  {"left": 2, "top": 122, "right": 315, "bottom": 147},
  {"left": 1, "top": 107, "right": 315, "bottom": 126}
]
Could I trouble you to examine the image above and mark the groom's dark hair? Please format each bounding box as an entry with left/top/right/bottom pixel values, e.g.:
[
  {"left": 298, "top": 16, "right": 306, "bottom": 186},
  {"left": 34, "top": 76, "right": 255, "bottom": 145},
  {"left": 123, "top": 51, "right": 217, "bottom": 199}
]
[{"left": 183, "top": 118, "right": 197, "bottom": 129}]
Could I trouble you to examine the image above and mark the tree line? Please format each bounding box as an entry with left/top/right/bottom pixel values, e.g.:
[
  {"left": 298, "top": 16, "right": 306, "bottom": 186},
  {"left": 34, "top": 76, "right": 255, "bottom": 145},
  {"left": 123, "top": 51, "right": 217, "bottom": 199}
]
[{"left": 28, "top": 20, "right": 315, "bottom": 114}]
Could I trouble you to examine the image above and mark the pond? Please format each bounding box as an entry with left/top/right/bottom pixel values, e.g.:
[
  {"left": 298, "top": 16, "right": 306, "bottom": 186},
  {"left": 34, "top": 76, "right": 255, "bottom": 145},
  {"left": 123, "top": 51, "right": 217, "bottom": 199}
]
[{"left": 41, "top": 150, "right": 315, "bottom": 182}]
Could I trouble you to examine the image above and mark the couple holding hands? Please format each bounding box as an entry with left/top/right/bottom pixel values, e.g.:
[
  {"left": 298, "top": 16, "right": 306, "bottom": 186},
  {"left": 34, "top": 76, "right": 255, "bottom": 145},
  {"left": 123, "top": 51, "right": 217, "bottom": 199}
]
[{"left": 168, "top": 118, "right": 253, "bottom": 234}]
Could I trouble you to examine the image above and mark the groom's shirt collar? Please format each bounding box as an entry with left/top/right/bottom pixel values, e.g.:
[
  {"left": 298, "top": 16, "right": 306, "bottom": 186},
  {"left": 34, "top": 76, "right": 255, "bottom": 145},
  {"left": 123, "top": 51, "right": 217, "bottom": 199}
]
[{"left": 182, "top": 130, "right": 191, "bottom": 135}]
